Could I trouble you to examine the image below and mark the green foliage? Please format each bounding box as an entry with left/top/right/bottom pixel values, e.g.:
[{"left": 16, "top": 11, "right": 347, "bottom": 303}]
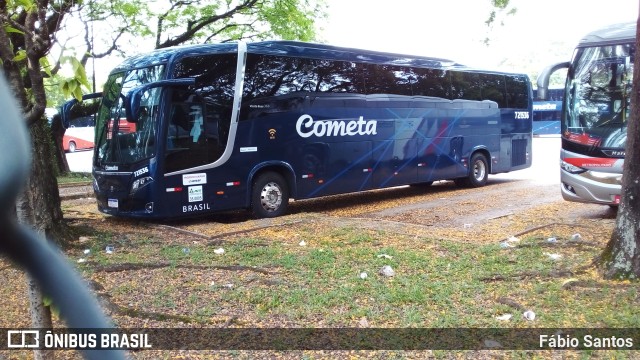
[
  {"left": 491, "top": 0, "right": 510, "bottom": 9},
  {"left": 12, "top": 0, "right": 37, "bottom": 12},
  {"left": 484, "top": 0, "right": 517, "bottom": 45},
  {"left": 5, "top": 0, "right": 325, "bottom": 106},
  {"left": 12, "top": 49, "right": 27, "bottom": 62},
  {"left": 145, "top": 0, "right": 324, "bottom": 46},
  {"left": 39, "top": 57, "right": 52, "bottom": 78},
  {"left": 59, "top": 57, "right": 92, "bottom": 101},
  {"left": 255, "top": 0, "right": 322, "bottom": 41},
  {"left": 3, "top": 25, "right": 24, "bottom": 35},
  {"left": 44, "top": 75, "right": 69, "bottom": 107},
  {"left": 42, "top": 295, "right": 60, "bottom": 318}
]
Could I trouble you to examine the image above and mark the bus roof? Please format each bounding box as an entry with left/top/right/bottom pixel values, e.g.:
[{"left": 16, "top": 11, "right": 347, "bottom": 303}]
[
  {"left": 246, "top": 41, "right": 464, "bottom": 69},
  {"left": 578, "top": 22, "right": 636, "bottom": 48},
  {"left": 114, "top": 40, "right": 530, "bottom": 75}
]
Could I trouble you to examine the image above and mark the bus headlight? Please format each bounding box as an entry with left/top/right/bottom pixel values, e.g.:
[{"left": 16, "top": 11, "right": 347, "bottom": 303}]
[
  {"left": 131, "top": 176, "right": 154, "bottom": 194},
  {"left": 560, "top": 160, "right": 586, "bottom": 174}
]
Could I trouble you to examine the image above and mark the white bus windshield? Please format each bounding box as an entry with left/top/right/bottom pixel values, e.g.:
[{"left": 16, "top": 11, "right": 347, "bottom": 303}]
[
  {"left": 564, "top": 44, "right": 633, "bottom": 149},
  {"left": 95, "top": 65, "right": 165, "bottom": 166}
]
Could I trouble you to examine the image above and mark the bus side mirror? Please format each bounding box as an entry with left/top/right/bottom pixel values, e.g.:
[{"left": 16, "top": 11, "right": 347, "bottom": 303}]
[
  {"left": 536, "top": 62, "right": 570, "bottom": 100},
  {"left": 125, "top": 78, "right": 195, "bottom": 123},
  {"left": 59, "top": 92, "right": 103, "bottom": 129}
]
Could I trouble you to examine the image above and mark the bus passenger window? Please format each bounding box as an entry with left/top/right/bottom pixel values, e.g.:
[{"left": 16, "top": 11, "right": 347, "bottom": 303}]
[
  {"left": 189, "top": 105, "right": 203, "bottom": 143},
  {"left": 164, "top": 93, "right": 230, "bottom": 173},
  {"left": 164, "top": 97, "right": 211, "bottom": 173}
]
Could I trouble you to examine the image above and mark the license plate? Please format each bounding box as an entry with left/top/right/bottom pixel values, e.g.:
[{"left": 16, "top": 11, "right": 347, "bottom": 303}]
[{"left": 108, "top": 199, "right": 118, "bottom": 208}]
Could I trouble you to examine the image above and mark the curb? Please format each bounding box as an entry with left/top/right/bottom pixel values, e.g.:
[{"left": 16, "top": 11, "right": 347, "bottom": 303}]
[
  {"left": 58, "top": 181, "right": 92, "bottom": 188},
  {"left": 60, "top": 192, "right": 94, "bottom": 201},
  {"left": 59, "top": 181, "right": 94, "bottom": 201}
]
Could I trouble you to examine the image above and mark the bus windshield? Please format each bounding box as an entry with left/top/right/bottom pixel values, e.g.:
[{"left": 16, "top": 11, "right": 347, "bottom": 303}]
[
  {"left": 564, "top": 44, "right": 633, "bottom": 149},
  {"left": 95, "top": 65, "right": 165, "bottom": 167}
]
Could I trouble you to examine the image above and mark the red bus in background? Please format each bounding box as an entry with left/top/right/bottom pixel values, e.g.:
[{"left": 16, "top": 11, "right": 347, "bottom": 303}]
[
  {"left": 63, "top": 127, "right": 95, "bottom": 152},
  {"left": 106, "top": 119, "right": 137, "bottom": 139},
  {"left": 63, "top": 116, "right": 95, "bottom": 152},
  {"left": 63, "top": 117, "right": 136, "bottom": 152}
]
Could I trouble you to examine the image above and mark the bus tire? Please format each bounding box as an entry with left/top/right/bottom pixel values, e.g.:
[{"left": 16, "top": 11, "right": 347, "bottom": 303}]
[
  {"left": 68, "top": 141, "right": 76, "bottom": 153},
  {"left": 251, "top": 172, "right": 289, "bottom": 218},
  {"left": 466, "top": 153, "right": 489, "bottom": 187}
]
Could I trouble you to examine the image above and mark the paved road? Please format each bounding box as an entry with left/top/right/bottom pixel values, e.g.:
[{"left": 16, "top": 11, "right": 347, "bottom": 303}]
[
  {"left": 66, "top": 148, "right": 93, "bottom": 173},
  {"left": 493, "top": 136, "right": 560, "bottom": 186}
]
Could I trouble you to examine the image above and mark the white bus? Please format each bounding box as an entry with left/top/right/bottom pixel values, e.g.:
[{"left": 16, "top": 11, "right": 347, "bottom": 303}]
[{"left": 538, "top": 22, "right": 634, "bottom": 206}]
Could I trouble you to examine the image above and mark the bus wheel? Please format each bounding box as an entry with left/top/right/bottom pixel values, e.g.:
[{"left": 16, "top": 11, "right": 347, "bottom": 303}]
[
  {"left": 456, "top": 153, "right": 488, "bottom": 188},
  {"left": 251, "top": 172, "right": 289, "bottom": 218},
  {"left": 467, "top": 153, "right": 489, "bottom": 187},
  {"left": 68, "top": 141, "right": 76, "bottom": 153}
]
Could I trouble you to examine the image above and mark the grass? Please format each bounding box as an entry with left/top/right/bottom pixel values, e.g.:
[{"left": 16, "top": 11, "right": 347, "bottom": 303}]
[
  {"left": 57, "top": 171, "right": 92, "bottom": 184},
  {"left": 73, "top": 223, "right": 640, "bottom": 331},
  {"left": 6, "top": 206, "right": 633, "bottom": 358}
]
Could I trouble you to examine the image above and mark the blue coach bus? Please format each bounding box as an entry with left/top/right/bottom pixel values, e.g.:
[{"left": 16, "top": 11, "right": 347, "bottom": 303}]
[
  {"left": 64, "top": 41, "right": 533, "bottom": 219},
  {"left": 532, "top": 88, "right": 563, "bottom": 135}
]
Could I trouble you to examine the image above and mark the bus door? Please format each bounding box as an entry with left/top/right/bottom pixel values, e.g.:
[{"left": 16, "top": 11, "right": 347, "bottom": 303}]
[{"left": 162, "top": 90, "right": 231, "bottom": 215}]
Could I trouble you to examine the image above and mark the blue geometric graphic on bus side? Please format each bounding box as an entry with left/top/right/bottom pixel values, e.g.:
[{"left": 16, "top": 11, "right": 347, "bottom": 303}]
[
  {"left": 364, "top": 138, "right": 394, "bottom": 188},
  {"left": 306, "top": 138, "right": 389, "bottom": 197},
  {"left": 373, "top": 107, "right": 469, "bottom": 188},
  {"left": 367, "top": 107, "right": 426, "bottom": 188},
  {"left": 417, "top": 111, "right": 469, "bottom": 178},
  {"left": 307, "top": 107, "right": 469, "bottom": 197}
]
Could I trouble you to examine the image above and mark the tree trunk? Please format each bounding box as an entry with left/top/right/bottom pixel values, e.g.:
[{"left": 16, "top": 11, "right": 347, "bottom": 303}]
[
  {"left": 26, "top": 276, "right": 54, "bottom": 360},
  {"left": 600, "top": 15, "right": 640, "bottom": 279},
  {"left": 50, "top": 114, "right": 70, "bottom": 174},
  {"left": 16, "top": 118, "right": 64, "bottom": 360},
  {"left": 17, "top": 119, "right": 64, "bottom": 235}
]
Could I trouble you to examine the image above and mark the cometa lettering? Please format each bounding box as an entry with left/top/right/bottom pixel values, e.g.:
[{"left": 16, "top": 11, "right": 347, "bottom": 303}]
[{"left": 296, "top": 114, "right": 377, "bottom": 138}]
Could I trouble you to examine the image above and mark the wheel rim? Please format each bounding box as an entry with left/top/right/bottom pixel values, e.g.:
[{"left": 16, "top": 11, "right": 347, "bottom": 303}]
[
  {"left": 260, "top": 181, "right": 283, "bottom": 212},
  {"left": 473, "top": 159, "right": 486, "bottom": 181}
]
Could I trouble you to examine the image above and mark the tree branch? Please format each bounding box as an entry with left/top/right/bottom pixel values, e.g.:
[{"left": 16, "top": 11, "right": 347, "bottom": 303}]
[
  {"left": 23, "top": 10, "right": 47, "bottom": 125},
  {"left": 157, "top": 0, "right": 260, "bottom": 48}
]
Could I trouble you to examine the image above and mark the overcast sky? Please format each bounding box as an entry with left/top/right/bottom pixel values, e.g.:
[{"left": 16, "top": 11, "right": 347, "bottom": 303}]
[
  {"left": 317, "top": 0, "right": 638, "bottom": 72},
  {"left": 83, "top": 0, "right": 638, "bottom": 88}
]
